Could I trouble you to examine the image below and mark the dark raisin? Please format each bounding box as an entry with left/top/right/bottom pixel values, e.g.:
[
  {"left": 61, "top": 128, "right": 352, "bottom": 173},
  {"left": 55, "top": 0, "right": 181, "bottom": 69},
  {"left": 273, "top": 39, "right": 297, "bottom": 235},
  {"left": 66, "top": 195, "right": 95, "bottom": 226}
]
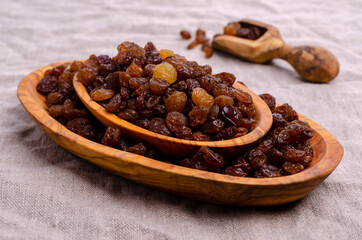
[
  {"left": 175, "top": 126, "right": 193, "bottom": 140},
  {"left": 283, "top": 161, "right": 304, "bottom": 174},
  {"left": 259, "top": 93, "right": 276, "bottom": 111},
  {"left": 221, "top": 105, "right": 239, "bottom": 126},
  {"left": 192, "top": 131, "right": 210, "bottom": 141},
  {"left": 128, "top": 143, "right": 147, "bottom": 155},
  {"left": 118, "top": 109, "right": 139, "bottom": 121},
  {"left": 260, "top": 165, "right": 282, "bottom": 178},
  {"left": 248, "top": 149, "right": 268, "bottom": 171},
  {"left": 212, "top": 126, "right": 237, "bottom": 140},
  {"left": 166, "top": 112, "right": 188, "bottom": 133},
  {"left": 224, "top": 165, "right": 247, "bottom": 177},
  {"left": 202, "top": 119, "right": 225, "bottom": 133},
  {"left": 189, "top": 147, "right": 223, "bottom": 172},
  {"left": 105, "top": 94, "right": 122, "bottom": 112},
  {"left": 149, "top": 118, "right": 172, "bottom": 136},
  {"left": 36, "top": 76, "right": 58, "bottom": 95},
  {"left": 136, "top": 119, "right": 151, "bottom": 129},
  {"left": 101, "top": 127, "right": 122, "bottom": 147},
  {"left": 47, "top": 92, "right": 64, "bottom": 106},
  {"left": 214, "top": 72, "right": 236, "bottom": 87},
  {"left": 189, "top": 106, "right": 208, "bottom": 127},
  {"left": 207, "top": 104, "right": 220, "bottom": 122},
  {"left": 149, "top": 78, "right": 170, "bottom": 95}
]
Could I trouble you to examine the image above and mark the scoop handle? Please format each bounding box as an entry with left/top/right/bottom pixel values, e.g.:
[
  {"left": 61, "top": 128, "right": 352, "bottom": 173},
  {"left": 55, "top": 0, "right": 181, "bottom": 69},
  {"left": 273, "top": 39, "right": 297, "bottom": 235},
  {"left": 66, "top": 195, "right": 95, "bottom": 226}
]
[{"left": 280, "top": 44, "right": 339, "bottom": 83}]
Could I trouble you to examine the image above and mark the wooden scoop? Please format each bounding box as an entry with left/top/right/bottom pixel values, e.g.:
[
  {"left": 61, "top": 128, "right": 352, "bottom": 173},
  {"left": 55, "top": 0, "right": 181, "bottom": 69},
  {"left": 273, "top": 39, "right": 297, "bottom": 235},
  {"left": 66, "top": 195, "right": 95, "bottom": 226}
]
[
  {"left": 212, "top": 19, "right": 339, "bottom": 83},
  {"left": 73, "top": 74, "right": 273, "bottom": 158}
]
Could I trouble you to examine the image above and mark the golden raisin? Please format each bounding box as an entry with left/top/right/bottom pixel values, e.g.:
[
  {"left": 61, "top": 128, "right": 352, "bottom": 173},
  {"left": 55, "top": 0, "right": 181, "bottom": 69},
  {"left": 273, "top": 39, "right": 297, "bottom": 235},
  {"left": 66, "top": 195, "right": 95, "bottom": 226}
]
[
  {"left": 159, "top": 49, "right": 174, "bottom": 60},
  {"left": 214, "top": 95, "right": 234, "bottom": 108},
  {"left": 91, "top": 89, "right": 114, "bottom": 101},
  {"left": 165, "top": 91, "right": 187, "bottom": 112},
  {"left": 191, "top": 87, "right": 214, "bottom": 109},
  {"left": 152, "top": 62, "right": 177, "bottom": 84}
]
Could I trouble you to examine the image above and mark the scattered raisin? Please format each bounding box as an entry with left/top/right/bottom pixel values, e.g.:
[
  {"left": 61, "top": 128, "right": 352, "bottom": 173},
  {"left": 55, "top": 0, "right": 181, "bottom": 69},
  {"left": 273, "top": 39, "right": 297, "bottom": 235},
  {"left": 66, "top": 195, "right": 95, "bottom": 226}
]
[{"left": 180, "top": 30, "right": 191, "bottom": 39}]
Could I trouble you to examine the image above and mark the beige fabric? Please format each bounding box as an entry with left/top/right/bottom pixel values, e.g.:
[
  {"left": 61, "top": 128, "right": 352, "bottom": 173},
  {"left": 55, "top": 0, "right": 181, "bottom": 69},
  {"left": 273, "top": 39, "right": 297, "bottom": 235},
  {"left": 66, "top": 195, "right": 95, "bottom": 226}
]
[{"left": 1, "top": 0, "right": 361, "bottom": 239}]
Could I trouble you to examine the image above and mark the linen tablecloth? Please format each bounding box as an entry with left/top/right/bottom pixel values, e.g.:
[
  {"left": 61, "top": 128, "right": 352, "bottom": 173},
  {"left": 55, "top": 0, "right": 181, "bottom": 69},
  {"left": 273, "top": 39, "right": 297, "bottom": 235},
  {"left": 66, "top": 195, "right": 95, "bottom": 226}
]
[{"left": 1, "top": 0, "right": 361, "bottom": 239}]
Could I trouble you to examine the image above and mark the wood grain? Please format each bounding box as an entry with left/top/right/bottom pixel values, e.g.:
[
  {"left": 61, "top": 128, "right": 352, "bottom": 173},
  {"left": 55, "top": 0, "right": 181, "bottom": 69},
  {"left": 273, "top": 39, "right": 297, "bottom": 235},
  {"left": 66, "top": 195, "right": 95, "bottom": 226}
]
[
  {"left": 17, "top": 62, "right": 344, "bottom": 206},
  {"left": 212, "top": 19, "right": 339, "bottom": 83},
  {"left": 73, "top": 72, "right": 273, "bottom": 158}
]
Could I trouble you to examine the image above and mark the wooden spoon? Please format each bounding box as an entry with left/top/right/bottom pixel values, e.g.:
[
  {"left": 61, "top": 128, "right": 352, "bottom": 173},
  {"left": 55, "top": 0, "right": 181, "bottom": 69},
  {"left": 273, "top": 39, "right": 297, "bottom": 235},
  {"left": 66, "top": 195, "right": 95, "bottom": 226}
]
[
  {"left": 212, "top": 19, "right": 339, "bottom": 83},
  {"left": 73, "top": 74, "right": 273, "bottom": 158}
]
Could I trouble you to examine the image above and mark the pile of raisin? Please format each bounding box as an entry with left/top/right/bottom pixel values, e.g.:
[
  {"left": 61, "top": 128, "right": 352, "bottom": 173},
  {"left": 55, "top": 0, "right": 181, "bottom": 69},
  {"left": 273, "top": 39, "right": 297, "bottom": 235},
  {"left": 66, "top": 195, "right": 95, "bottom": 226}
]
[
  {"left": 36, "top": 61, "right": 161, "bottom": 160},
  {"left": 36, "top": 42, "right": 314, "bottom": 178},
  {"left": 223, "top": 22, "right": 265, "bottom": 40},
  {"left": 181, "top": 93, "right": 314, "bottom": 177},
  {"left": 78, "top": 41, "right": 256, "bottom": 141}
]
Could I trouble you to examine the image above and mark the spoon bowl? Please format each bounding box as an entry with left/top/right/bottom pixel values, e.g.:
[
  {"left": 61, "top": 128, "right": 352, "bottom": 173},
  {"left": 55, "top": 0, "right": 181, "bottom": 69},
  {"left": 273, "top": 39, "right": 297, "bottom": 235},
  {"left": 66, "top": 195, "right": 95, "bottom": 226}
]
[{"left": 73, "top": 72, "right": 273, "bottom": 158}]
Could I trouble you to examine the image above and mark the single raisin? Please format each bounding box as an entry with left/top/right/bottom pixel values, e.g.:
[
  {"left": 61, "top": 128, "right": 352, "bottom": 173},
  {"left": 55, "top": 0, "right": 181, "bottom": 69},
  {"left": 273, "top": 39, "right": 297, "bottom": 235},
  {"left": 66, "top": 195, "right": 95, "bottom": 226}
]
[
  {"left": 202, "top": 119, "right": 225, "bottom": 133},
  {"left": 128, "top": 143, "right": 147, "bottom": 155},
  {"left": 152, "top": 62, "right": 177, "bottom": 84},
  {"left": 164, "top": 91, "right": 187, "bottom": 112},
  {"left": 214, "top": 72, "right": 236, "bottom": 87},
  {"left": 166, "top": 112, "right": 188, "bottom": 133},
  {"left": 192, "top": 131, "right": 210, "bottom": 141},
  {"left": 106, "top": 94, "right": 122, "bottom": 112},
  {"left": 283, "top": 161, "right": 304, "bottom": 174},
  {"left": 36, "top": 76, "right": 58, "bottom": 95},
  {"left": 101, "top": 127, "right": 122, "bottom": 147},
  {"left": 91, "top": 89, "right": 114, "bottom": 101},
  {"left": 214, "top": 95, "right": 234, "bottom": 108},
  {"left": 159, "top": 49, "right": 174, "bottom": 60},
  {"left": 149, "top": 78, "right": 170, "bottom": 95},
  {"left": 149, "top": 118, "right": 172, "bottom": 136},
  {"left": 189, "top": 147, "right": 223, "bottom": 172},
  {"left": 189, "top": 106, "right": 209, "bottom": 127},
  {"left": 232, "top": 89, "right": 253, "bottom": 105},
  {"left": 180, "top": 30, "right": 191, "bottom": 39},
  {"left": 192, "top": 87, "right": 214, "bottom": 109},
  {"left": 259, "top": 93, "right": 276, "bottom": 111}
]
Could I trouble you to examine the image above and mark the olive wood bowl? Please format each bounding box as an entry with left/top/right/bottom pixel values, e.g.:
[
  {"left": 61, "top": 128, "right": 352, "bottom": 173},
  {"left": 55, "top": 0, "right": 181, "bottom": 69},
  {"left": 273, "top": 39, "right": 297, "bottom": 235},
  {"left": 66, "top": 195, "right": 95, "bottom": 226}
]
[
  {"left": 73, "top": 71, "right": 273, "bottom": 158},
  {"left": 17, "top": 62, "right": 344, "bottom": 206},
  {"left": 212, "top": 19, "right": 339, "bottom": 83}
]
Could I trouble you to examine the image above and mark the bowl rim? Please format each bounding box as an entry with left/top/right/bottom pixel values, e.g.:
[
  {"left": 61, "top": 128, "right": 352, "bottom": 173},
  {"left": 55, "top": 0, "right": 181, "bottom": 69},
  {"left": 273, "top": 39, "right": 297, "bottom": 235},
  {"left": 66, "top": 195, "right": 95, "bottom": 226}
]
[
  {"left": 17, "top": 61, "right": 344, "bottom": 187},
  {"left": 73, "top": 62, "right": 273, "bottom": 149}
]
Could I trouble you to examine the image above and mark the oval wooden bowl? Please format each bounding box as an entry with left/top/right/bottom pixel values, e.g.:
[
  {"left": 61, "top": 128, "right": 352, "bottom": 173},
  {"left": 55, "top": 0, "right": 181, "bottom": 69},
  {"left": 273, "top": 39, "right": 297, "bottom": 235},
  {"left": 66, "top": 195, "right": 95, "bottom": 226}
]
[
  {"left": 73, "top": 72, "right": 273, "bottom": 158},
  {"left": 17, "top": 62, "right": 344, "bottom": 206}
]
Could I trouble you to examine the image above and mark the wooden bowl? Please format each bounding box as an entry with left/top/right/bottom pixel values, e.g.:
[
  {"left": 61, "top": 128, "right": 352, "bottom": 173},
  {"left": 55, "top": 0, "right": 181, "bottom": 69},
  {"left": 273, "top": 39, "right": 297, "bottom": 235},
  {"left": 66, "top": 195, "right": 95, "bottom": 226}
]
[
  {"left": 17, "top": 62, "right": 344, "bottom": 206},
  {"left": 73, "top": 71, "right": 273, "bottom": 158}
]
